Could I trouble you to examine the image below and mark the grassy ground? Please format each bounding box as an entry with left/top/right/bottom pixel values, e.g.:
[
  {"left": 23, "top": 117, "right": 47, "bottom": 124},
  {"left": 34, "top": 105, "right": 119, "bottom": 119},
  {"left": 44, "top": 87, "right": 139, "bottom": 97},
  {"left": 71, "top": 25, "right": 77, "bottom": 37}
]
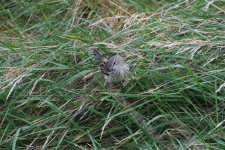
[{"left": 0, "top": 0, "right": 225, "bottom": 149}]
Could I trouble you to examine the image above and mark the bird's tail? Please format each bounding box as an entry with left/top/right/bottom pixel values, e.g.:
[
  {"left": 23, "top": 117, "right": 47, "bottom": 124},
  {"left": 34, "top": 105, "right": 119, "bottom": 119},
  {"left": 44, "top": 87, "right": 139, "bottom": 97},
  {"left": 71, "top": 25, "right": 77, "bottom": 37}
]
[
  {"left": 92, "top": 48, "right": 108, "bottom": 63},
  {"left": 93, "top": 48, "right": 104, "bottom": 57}
]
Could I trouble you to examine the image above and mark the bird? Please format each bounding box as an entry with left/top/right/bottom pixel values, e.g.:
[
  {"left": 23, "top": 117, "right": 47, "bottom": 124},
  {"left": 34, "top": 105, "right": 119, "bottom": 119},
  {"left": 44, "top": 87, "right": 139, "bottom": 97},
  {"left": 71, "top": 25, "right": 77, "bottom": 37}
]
[{"left": 93, "top": 48, "right": 129, "bottom": 88}]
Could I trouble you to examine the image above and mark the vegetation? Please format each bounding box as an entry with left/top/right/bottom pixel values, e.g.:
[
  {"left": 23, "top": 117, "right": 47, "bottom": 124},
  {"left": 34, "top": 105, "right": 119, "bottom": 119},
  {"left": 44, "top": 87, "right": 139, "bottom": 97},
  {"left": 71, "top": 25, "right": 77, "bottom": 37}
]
[{"left": 0, "top": 0, "right": 224, "bottom": 149}]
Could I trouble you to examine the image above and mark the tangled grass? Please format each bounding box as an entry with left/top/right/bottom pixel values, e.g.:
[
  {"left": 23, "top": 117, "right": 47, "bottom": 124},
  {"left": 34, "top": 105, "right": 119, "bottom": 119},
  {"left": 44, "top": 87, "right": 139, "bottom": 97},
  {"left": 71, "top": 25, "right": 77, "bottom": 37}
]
[{"left": 0, "top": 0, "right": 225, "bottom": 149}]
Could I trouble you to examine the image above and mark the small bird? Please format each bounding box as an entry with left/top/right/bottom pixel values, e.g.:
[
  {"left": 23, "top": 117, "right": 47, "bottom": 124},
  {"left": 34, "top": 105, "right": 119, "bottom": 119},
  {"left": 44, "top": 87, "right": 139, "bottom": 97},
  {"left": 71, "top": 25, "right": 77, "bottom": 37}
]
[{"left": 93, "top": 49, "right": 129, "bottom": 88}]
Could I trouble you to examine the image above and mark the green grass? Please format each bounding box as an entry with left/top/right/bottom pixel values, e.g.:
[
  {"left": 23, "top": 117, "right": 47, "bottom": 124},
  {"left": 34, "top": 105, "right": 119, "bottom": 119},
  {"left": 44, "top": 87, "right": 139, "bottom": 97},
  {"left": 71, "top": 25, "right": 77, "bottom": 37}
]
[{"left": 0, "top": 0, "right": 225, "bottom": 149}]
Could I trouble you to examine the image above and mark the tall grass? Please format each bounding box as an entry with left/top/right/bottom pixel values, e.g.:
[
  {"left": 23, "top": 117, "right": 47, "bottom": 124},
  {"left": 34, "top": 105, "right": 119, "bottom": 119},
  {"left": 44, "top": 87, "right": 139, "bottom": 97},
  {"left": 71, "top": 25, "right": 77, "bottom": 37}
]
[{"left": 0, "top": 0, "right": 225, "bottom": 149}]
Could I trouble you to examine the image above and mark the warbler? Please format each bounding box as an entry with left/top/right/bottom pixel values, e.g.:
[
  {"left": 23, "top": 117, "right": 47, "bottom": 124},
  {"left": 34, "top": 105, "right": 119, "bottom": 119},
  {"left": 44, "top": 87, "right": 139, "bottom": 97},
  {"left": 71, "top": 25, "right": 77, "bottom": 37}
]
[{"left": 93, "top": 49, "right": 129, "bottom": 87}]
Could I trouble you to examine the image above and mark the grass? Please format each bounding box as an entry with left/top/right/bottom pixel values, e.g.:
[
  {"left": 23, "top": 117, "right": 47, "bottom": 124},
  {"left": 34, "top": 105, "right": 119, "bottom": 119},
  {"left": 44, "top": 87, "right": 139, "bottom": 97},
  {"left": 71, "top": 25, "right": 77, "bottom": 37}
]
[{"left": 0, "top": 0, "right": 225, "bottom": 149}]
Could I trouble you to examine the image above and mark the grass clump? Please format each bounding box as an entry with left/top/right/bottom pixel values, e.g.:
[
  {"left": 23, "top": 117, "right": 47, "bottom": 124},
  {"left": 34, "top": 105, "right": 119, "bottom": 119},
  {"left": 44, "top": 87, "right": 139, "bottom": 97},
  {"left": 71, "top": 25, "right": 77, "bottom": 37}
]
[{"left": 0, "top": 0, "right": 225, "bottom": 149}]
